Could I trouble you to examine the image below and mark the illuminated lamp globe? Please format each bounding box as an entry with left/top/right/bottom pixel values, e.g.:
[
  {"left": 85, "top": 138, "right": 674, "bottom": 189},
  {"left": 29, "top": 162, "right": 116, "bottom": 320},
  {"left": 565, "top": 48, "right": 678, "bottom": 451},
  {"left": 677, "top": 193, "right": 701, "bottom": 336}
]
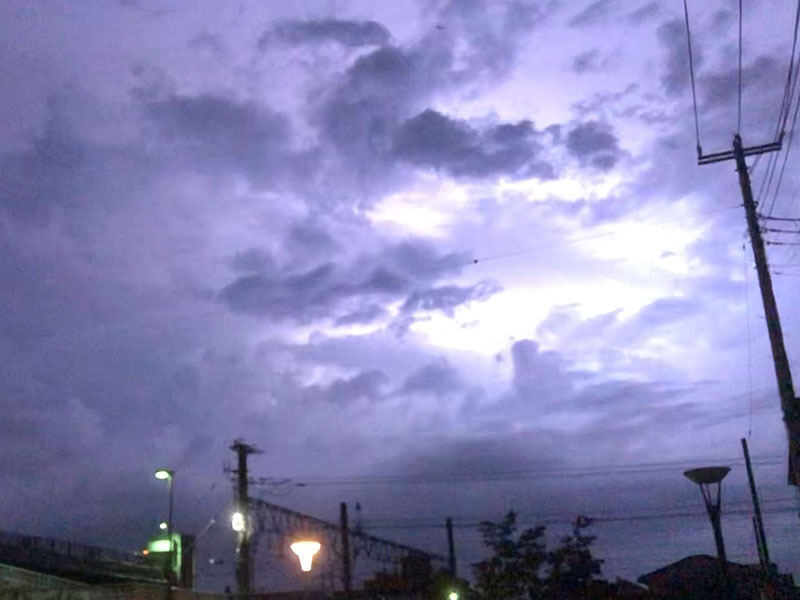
[
  {"left": 154, "top": 469, "right": 172, "bottom": 480},
  {"left": 448, "top": 592, "right": 459, "bottom": 600},
  {"left": 231, "top": 512, "right": 245, "bottom": 532},
  {"left": 290, "top": 540, "right": 321, "bottom": 572}
]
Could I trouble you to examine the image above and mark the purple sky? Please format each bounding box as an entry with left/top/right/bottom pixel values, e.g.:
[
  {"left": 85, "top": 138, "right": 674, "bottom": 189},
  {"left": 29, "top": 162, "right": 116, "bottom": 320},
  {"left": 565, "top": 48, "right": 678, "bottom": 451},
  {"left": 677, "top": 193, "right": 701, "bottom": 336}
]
[{"left": 2, "top": 0, "right": 800, "bottom": 593}]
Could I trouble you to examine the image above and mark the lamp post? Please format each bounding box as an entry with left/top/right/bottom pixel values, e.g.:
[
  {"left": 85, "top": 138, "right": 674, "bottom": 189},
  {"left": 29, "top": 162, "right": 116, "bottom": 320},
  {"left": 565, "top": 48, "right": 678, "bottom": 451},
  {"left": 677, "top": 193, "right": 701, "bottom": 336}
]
[
  {"left": 684, "top": 466, "right": 732, "bottom": 598},
  {"left": 291, "top": 540, "right": 321, "bottom": 600},
  {"left": 154, "top": 469, "right": 175, "bottom": 585}
]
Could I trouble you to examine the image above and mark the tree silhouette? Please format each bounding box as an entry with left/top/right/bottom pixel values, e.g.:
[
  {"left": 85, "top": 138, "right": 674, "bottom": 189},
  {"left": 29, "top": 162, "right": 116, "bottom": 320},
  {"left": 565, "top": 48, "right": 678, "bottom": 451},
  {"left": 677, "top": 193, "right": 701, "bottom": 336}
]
[{"left": 474, "top": 512, "right": 630, "bottom": 600}]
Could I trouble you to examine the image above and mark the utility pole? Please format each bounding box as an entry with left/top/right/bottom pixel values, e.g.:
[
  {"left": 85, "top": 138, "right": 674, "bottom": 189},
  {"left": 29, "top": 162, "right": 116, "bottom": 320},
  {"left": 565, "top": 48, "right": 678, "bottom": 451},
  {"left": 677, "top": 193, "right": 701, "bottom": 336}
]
[
  {"left": 445, "top": 518, "right": 456, "bottom": 577},
  {"left": 231, "top": 440, "right": 260, "bottom": 598},
  {"left": 742, "top": 437, "right": 771, "bottom": 571},
  {"left": 698, "top": 135, "right": 800, "bottom": 488},
  {"left": 339, "top": 502, "right": 352, "bottom": 597}
]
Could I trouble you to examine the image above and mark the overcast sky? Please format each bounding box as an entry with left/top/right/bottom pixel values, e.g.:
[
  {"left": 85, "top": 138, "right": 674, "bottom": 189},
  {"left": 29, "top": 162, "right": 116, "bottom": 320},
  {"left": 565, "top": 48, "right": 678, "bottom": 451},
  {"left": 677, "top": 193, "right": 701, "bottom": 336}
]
[{"left": 2, "top": 0, "right": 800, "bottom": 593}]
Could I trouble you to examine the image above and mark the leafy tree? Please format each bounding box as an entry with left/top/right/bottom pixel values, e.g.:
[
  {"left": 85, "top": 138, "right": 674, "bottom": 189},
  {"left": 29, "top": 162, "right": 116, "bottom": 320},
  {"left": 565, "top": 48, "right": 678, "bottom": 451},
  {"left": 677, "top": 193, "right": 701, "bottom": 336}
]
[
  {"left": 474, "top": 513, "right": 618, "bottom": 600},
  {"left": 473, "top": 511, "right": 547, "bottom": 600},
  {"left": 544, "top": 515, "right": 604, "bottom": 599}
]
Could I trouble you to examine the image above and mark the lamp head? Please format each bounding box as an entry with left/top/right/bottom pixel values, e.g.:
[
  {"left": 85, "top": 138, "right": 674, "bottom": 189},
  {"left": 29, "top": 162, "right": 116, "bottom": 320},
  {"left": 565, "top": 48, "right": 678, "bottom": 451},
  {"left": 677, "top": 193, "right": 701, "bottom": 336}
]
[
  {"left": 154, "top": 469, "right": 173, "bottom": 480},
  {"left": 683, "top": 466, "right": 730, "bottom": 485},
  {"left": 290, "top": 540, "right": 321, "bottom": 572},
  {"left": 448, "top": 592, "right": 459, "bottom": 600},
  {"left": 231, "top": 512, "right": 245, "bottom": 532}
]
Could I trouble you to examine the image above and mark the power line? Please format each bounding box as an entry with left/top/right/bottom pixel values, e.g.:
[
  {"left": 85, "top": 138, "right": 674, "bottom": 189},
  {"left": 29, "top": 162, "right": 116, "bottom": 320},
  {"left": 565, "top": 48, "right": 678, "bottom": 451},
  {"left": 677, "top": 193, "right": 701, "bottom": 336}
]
[
  {"left": 759, "top": 214, "right": 800, "bottom": 222},
  {"left": 766, "top": 83, "right": 800, "bottom": 217},
  {"left": 258, "top": 455, "right": 784, "bottom": 488},
  {"left": 761, "top": 226, "right": 800, "bottom": 234},
  {"left": 471, "top": 205, "right": 740, "bottom": 265},
  {"left": 738, "top": 0, "right": 743, "bottom": 134},
  {"left": 358, "top": 505, "right": 799, "bottom": 530},
  {"left": 683, "top": 0, "right": 702, "bottom": 156},
  {"left": 778, "top": 0, "right": 800, "bottom": 138}
]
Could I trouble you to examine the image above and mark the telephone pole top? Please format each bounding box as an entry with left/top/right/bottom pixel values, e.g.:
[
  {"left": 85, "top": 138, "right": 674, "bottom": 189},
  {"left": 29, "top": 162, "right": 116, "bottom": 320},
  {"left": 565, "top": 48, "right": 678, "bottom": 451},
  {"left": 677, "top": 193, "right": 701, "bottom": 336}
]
[{"left": 699, "top": 136, "right": 800, "bottom": 487}]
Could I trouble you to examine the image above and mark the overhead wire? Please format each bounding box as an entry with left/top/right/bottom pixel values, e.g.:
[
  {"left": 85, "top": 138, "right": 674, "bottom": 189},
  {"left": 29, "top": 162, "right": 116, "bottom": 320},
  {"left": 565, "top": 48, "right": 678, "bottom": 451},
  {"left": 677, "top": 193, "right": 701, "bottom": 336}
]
[
  {"left": 754, "top": 1, "right": 800, "bottom": 217},
  {"left": 259, "top": 454, "right": 784, "bottom": 488},
  {"left": 737, "top": 0, "right": 743, "bottom": 134},
  {"left": 766, "top": 240, "right": 800, "bottom": 246},
  {"left": 759, "top": 215, "right": 800, "bottom": 222},
  {"left": 778, "top": 0, "right": 800, "bottom": 138},
  {"left": 764, "top": 0, "right": 800, "bottom": 217},
  {"left": 359, "top": 505, "right": 799, "bottom": 530},
  {"left": 761, "top": 226, "right": 800, "bottom": 234},
  {"left": 471, "top": 205, "right": 740, "bottom": 265},
  {"left": 683, "top": 0, "right": 703, "bottom": 156},
  {"left": 743, "top": 240, "right": 753, "bottom": 438},
  {"left": 765, "top": 83, "right": 800, "bottom": 217}
]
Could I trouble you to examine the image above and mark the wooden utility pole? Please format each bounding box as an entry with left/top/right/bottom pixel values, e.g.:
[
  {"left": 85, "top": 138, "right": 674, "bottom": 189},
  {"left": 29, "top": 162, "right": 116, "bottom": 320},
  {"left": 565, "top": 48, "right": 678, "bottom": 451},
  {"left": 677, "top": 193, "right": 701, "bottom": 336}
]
[
  {"left": 742, "top": 437, "right": 771, "bottom": 570},
  {"left": 232, "top": 440, "right": 260, "bottom": 597},
  {"left": 445, "top": 518, "right": 456, "bottom": 577},
  {"left": 339, "top": 502, "right": 352, "bottom": 596},
  {"left": 699, "top": 135, "right": 800, "bottom": 487}
]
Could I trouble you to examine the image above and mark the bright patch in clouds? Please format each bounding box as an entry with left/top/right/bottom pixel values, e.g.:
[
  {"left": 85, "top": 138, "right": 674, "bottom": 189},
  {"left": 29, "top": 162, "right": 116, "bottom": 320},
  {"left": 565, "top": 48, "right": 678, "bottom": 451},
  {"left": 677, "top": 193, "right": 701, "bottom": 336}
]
[{"left": 367, "top": 177, "right": 473, "bottom": 238}]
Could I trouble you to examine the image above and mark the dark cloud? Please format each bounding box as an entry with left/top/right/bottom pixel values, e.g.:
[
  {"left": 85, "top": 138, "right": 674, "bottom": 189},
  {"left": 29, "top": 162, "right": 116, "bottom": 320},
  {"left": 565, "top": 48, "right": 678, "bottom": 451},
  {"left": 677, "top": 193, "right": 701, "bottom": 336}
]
[
  {"left": 334, "top": 304, "right": 387, "bottom": 326},
  {"left": 391, "top": 109, "right": 555, "bottom": 179},
  {"left": 399, "top": 359, "right": 463, "bottom": 396},
  {"left": 0, "top": 97, "right": 167, "bottom": 229},
  {"left": 511, "top": 339, "right": 573, "bottom": 403},
  {"left": 315, "top": 2, "right": 554, "bottom": 178},
  {"left": 569, "top": 0, "right": 616, "bottom": 27},
  {"left": 627, "top": 297, "right": 701, "bottom": 328},
  {"left": 572, "top": 49, "right": 601, "bottom": 74},
  {"left": 565, "top": 120, "right": 621, "bottom": 170},
  {"left": 626, "top": 2, "right": 659, "bottom": 23},
  {"left": 144, "top": 93, "right": 308, "bottom": 185},
  {"left": 700, "top": 55, "right": 783, "bottom": 110},
  {"left": 218, "top": 240, "right": 477, "bottom": 323},
  {"left": 317, "top": 45, "right": 422, "bottom": 167},
  {"left": 188, "top": 32, "right": 227, "bottom": 60},
  {"left": 657, "top": 18, "right": 703, "bottom": 97},
  {"left": 710, "top": 9, "right": 735, "bottom": 32},
  {"left": 0, "top": 118, "right": 84, "bottom": 225},
  {"left": 401, "top": 281, "right": 501, "bottom": 317},
  {"left": 261, "top": 18, "right": 391, "bottom": 48},
  {"left": 302, "top": 369, "right": 390, "bottom": 404}
]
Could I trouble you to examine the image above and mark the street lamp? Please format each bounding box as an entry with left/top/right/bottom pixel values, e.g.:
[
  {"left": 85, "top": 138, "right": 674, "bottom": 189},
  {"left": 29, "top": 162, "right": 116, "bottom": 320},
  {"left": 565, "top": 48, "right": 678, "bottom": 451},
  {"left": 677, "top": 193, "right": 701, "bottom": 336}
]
[
  {"left": 290, "top": 540, "right": 321, "bottom": 572},
  {"left": 231, "top": 511, "right": 245, "bottom": 532},
  {"left": 448, "top": 592, "right": 459, "bottom": 600},
  {"left": 684, "top": 466, "right": 731, "bottom": 597},
  {"left": 154, "top": 469, "right": 175, "bottom": 583}
]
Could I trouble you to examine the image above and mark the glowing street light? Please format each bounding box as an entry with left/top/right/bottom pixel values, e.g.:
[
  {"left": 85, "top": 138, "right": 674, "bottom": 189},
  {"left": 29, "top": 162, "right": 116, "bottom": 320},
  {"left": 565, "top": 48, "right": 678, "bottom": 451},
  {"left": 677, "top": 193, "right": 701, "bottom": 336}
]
[
  {"left": 290, "top": 540, "right": 321, "bottom": 572},
  {"left": 154, "top": 469, "right": 172, "bottom": 480},
  {"left": 231, "top": 511, "right": 245, "bottom": 532},
  {"left": 159, "top": 521, "right": 168, "bottom": 531},
  {"left": 448, "top": 592, "right": 459, "bottom": 600}
]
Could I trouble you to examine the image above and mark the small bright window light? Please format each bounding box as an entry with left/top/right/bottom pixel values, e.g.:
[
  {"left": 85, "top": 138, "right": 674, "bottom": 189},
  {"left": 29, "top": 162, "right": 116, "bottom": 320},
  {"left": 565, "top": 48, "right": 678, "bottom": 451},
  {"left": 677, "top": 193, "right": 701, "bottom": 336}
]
[
  {"left": 159, "top": 521, "right": 168, "bottom": 530},
  {"left": 231, "top": 511, "right": 245, "bottom": 532},
  {"left": 290, "top": 541, "right": 321, "bottom": 572}
]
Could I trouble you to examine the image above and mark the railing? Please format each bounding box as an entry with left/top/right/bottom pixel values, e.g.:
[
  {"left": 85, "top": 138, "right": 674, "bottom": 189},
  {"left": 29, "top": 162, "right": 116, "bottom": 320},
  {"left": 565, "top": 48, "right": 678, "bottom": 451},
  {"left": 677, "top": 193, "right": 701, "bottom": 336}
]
[{"left": 0, "top": 529, "right": 147, "bottom": 565}]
